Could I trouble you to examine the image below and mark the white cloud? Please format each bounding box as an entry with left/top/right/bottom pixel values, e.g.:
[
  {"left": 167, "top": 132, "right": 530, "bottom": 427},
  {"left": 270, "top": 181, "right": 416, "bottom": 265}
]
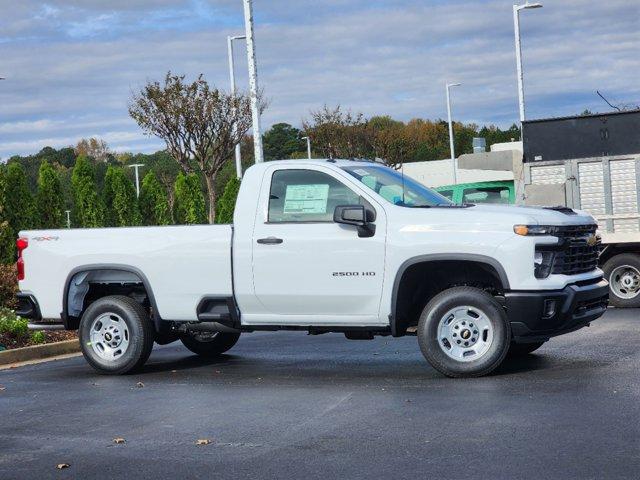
[{"left": 0, "top": 0, "right": 638, "bottom": 159}]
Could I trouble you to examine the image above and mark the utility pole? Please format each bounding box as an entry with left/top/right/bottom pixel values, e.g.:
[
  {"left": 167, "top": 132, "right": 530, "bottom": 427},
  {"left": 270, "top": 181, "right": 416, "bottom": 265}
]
[
  {"left": 302, "top": 136, "right": 311, "bottom": 160},
  {"left": 446, "top": 82, "right": 461, "bottom": 184},
  {"left": 243, "top": 0, "right": 264, "bottom": 163},
  {"left": 513, "top": 2, "right": 543, "bottom": 124},
  {"left": 128, "top": 164, "right": 144, "bottom": 198},
  {"left": 228, "top": 34, "right": 246, "bottom": 178}
]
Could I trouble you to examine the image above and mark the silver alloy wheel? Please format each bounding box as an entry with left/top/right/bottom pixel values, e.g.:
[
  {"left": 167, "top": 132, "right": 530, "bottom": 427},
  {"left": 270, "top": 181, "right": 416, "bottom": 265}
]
[
  {"left": 437, "top": 306, "right": 494, "bottom": 362},
  {"left": 89, "top": 313, "right": 130, "bottom": 361},
  {"left": 609, "top": 265, "right": 640, "bottom": 299}
]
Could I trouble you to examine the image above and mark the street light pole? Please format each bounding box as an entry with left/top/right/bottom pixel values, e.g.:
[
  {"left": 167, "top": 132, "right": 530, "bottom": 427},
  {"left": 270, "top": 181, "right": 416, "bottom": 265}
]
[
  {"left": 302, "top": 136, "right": 311, "bottom": 160},
  {"left": 513, "top": 2, "right": 543, "bottom": 124},
  {"left": 243, "top": 0, "right": 264, "bottom": 163},
  {"left": 228, "top": 34, "right": 246, "bottom": 179},
  {"left": 446, "top": 82, "right": 461, "bottom": 184},
  {"left": 128, "top": 164, "right": 145, "bottom": 198}
]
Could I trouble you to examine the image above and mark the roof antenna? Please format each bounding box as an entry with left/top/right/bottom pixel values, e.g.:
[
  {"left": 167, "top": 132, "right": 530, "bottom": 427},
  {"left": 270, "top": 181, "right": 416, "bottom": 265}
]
[{"left": 597, "top": 90, "right": 621, "bottom": 112}]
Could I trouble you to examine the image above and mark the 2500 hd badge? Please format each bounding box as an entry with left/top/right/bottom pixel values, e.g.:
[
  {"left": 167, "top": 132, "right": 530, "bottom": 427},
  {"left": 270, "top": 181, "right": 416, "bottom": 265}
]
[{"left": 332, "top": 271, "right": 376, "bottom": 277}]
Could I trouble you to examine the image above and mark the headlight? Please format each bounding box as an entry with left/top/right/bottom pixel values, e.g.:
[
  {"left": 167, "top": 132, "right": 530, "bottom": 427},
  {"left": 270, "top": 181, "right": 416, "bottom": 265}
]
[{"left": 514, "top": 225, "right": 558, "bottom": 236}]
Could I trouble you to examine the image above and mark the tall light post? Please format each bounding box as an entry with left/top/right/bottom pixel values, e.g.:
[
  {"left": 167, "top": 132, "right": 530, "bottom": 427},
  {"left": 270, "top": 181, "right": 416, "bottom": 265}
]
[
  {"left": 513, "top": 2, "right": 543, "bottom": 124},
  {"left": 446, "top": 82, "right": 461, "bottom": 184},
  {"left": 302, "top": 136, "right": 311, "bottom": 160},
  {"left": 243, "top": 0, "right": 264, "bottom": 163},
  {"left": 128, "top": 164, "right": 144, "bottom": 198},
  {"left": 228, "top": 34, "right": 246, "bottom": 179}
]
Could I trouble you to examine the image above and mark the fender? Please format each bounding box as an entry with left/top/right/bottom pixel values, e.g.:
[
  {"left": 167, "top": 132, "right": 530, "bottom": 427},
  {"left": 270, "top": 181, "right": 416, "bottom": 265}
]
[
  {"left": 389, "top": 253, "right": 511, "bottom": 337},
  {"left": 61, "top": 263, "right": 162, "bottom": 330}
]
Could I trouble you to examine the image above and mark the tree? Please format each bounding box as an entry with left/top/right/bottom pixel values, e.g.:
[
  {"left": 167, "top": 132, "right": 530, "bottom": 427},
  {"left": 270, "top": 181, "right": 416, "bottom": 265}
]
[
  {"left": 216, "top": 177, "right": 241, "bottom": 224},
  {"left": 129, "top": 72, "right": 260, "bottom": 223},
  {"left": 71, "top": 155, "right": 104, "bottom": 228},
  {"left": 173, "top": 173, "right": 207, "bottom": 225},
  {"left": 36, "top": 161, "right": 65, "bottom": 229},
  {"left": 103, "top": 166, "right": 141, "bottom": 227},
  {"left": 263, "top": 123, "right": 305, "bottom": 160},
  {"left": 139, "top": 171, "right": 171, "bottom": 226},
  {"left": 4, "top": 162, "right": 36, "bottom": 235},
  {"left": 75, "top": 138, "right": 110, "bottom": 163},
  {"left": 303, "top": 105, "right": 371, "bottom": 159},
  {"left": 0, "top": 165, "right": 15, "bottom": 263}
]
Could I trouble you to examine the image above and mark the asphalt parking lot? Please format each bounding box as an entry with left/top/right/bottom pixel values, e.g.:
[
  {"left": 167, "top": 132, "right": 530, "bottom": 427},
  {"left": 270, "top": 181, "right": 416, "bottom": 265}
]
[{"left": 1, "top": 308, "right": 639, "bottom": 480}]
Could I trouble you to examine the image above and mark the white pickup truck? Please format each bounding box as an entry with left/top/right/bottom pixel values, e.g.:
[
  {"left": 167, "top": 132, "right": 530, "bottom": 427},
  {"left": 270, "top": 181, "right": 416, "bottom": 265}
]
[{"left": 16, "top": 159, "right": 609, "bottom": 377}]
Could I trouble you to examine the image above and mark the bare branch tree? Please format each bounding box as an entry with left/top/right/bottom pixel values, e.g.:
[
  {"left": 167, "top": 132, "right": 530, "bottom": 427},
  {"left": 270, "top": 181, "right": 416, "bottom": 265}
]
[{"left": 129, "top": 72, "right": 260, "bottom": 223}]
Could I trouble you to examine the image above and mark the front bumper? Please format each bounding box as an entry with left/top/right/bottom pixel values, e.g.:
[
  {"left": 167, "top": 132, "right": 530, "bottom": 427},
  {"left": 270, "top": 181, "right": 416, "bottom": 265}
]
[{"left": 505, "top": 278, "right": 609, "bottom": 342}]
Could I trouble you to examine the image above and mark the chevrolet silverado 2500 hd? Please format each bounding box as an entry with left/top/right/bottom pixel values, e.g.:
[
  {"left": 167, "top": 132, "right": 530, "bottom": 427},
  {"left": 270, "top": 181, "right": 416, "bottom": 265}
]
[{"left": 16, "top": 159, "right": 609, "bottom": 377}]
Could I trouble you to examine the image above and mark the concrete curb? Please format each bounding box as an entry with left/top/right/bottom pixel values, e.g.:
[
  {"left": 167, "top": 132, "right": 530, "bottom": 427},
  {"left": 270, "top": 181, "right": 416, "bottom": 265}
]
[{"left": 0, "top": 339, "right": 80, "bottom": 366}]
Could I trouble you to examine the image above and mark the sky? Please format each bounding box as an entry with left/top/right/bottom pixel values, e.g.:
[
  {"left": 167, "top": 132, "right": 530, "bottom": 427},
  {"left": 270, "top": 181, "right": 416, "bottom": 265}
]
[{"left": 0, "top": 0, "right": 638, "bottom": 159}]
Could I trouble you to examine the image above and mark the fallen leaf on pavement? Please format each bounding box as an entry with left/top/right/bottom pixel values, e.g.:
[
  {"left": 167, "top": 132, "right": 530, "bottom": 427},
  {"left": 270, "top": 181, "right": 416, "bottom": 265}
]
[
  {"left": 196, "top": 439, "right": 211, "bottom": 446},
  {"left": 56, "top": 463, "right": 70, "bottom": 470},
  {"left": 113, "top": 438, "right": 125, "bottom": 444}
]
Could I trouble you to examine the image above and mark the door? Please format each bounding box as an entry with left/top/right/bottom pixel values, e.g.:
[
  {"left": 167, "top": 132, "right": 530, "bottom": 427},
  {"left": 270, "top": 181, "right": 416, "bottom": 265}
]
[{"left": 249, "top": 166, "right": 387, "bottom": 325}]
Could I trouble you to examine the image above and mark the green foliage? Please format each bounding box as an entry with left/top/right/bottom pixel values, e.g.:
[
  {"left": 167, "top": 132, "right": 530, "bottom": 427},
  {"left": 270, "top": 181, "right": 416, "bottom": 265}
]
[
  {"left": 0, "top": 307, "right": 46, "bottom": 346},
  {"left": 4, "top": 162, "right": 37, "bottom": 234},
  {"left": 0, "top": 165, "right": 16, "bottom": 263},
  {"left": 0, "top": 308, "right": 28, "bottom": 337},
  {"left": 139, "top": 171, "right": 171, "bottom": 226},
  {"left": 263, "top": 123, "right": 306, "bottom": 160},
  {"left": 216, "top": 177, "right": 241, "bottom": 224},
  {"left": 174, "top": 173, "right": 207, "bottom": 225},
  {"left": 0, "top": 264, "right": 17, "bottom": 308},
  {"left": 36, "top": 161, "right": 65, "bottom": 229},
  {"left": 103, "top": 166, "right": 141, "bottom": 227},
  {"left": 71, "top": 155, "right": 104, "bottom": 228}
]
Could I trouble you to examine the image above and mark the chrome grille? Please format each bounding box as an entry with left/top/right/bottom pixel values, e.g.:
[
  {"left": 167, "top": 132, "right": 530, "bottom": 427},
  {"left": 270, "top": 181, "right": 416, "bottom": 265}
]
[{"left": 551, "top": 224, "right": 600, "bottom": 275}]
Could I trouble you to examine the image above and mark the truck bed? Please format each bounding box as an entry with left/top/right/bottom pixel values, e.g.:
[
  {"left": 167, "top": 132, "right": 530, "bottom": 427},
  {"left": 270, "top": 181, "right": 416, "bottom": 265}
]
[{"left": 18, "top": 225, "right": 233, "bottom": 322}]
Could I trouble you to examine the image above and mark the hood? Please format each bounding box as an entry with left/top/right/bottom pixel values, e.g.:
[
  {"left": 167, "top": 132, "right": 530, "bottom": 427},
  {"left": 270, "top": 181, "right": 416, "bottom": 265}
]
[{"left": 467, "top": 203, "right": 595, "bottom": 226}]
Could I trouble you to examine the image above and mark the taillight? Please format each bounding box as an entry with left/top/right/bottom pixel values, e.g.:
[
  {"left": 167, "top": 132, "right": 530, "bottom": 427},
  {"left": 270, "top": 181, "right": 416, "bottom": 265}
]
[{"left": 16, "top": 237, "right": 28, "bottom": 281}]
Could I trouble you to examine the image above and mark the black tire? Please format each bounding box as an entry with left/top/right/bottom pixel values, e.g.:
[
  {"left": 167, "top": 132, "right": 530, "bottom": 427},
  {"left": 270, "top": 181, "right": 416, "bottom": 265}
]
[
  {"left": 602, "top": 253, "right": 640, "bottom": 308},
  {"left": 180, "top": 332, "right": 240, "bottom": 357},
  {"left": 507, "top": 341, "right": 545, "bottom": 356},
  {"left": 79, "top": 295, "right": 155, "bottom": 375},
  {"left": 417, "top": 286, "right": 510, "bottom": 378}
]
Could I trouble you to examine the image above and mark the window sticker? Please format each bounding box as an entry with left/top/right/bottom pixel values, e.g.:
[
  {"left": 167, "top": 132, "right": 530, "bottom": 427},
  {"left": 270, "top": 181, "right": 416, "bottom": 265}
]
[{"left": 284, "top": 184, "right": 330, "bottom": 214}]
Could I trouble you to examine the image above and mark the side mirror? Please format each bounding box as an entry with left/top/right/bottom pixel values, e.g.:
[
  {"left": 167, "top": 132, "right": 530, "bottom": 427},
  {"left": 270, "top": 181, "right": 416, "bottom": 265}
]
[
  {"left": 334, "top": 205, "right": 366, "bottom": 226},
  {"left": 334, "top": 205, "right": 376, "bottom": 238}
]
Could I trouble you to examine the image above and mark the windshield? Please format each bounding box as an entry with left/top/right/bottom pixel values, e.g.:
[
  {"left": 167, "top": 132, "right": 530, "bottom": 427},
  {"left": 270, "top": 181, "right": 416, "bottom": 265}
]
[{"left": 342, "top": 165, "right": 452, "bottom": 207}]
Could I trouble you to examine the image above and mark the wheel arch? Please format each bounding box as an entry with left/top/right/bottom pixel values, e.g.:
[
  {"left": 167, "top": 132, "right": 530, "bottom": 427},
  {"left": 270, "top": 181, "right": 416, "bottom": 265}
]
[
  {"left": 62, "top": 264, "right": 162, "bottom": 331},
  {"left": 390, "top": 254, "right": 510, "bottom": 337}
]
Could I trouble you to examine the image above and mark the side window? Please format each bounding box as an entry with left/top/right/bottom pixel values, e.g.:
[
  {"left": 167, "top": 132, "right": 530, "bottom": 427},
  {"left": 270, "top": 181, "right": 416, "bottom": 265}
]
[
  {"left": 462, "top": 186, "right": 511, "bottom": 204},
  {"left": 437, "top": 189, "right": 454, "bottom": 201},
  {"left": 268, "top": 169, "right": 361, "bottom": 222}
]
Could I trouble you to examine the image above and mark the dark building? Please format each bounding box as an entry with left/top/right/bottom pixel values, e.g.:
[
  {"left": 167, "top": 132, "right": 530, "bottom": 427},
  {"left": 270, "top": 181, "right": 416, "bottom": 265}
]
[{"left": 522, "top": 109, "right": 640, "bottom": 163}]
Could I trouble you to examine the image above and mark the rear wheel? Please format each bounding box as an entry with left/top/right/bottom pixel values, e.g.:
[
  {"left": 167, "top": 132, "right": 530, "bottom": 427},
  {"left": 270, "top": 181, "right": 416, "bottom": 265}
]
[
  {"left": 79, "top": 295, "right": 155, "bottom": 375},
  {"left": 602, "top": 253, "right": 640, "bottom": 308},
  {"left": 507, "top": 341, "right": 545, "bottom": 356},
  {"left": 417, "top": 286, "right": 510, "bottom": 378},
  {"left": 180, "top": 332, "right": 240, "bottom": 357}
]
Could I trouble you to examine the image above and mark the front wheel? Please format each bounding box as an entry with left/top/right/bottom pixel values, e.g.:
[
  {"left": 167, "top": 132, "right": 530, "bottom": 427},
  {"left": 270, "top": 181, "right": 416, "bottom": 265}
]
[
  {"left": 180, "top": 331, "right": 240, "bottom": 357},
  {"left": 79, "top": 295, "right": 155, "bottom": 375},
  {"left": 417, "top": 286, "right": 510, "bottom": 378}
]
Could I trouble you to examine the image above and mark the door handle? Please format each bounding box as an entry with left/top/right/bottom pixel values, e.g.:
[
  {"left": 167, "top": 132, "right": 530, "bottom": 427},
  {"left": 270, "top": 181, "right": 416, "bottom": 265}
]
[{"left": 257, "top": 237, "right": 283, "bottom": 245}]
